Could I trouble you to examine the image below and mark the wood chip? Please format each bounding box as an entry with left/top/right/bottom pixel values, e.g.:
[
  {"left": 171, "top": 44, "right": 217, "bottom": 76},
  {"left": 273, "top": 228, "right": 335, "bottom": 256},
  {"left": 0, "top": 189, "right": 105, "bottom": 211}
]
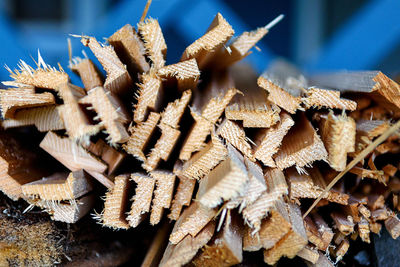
[
  {"left": 358, "top": 217, "right": 370, "bottom": 243},
  {"left": 331, "top": 212, "right": 354, "bottom": 235},
  {"left": 303, "top": 87, "right": 357, "bottom": 111},
  {"left": 157, "top": 59, "right": 200, "bottom": 91},
  {"left": 357, "top": 119, "right": 390, "bottom": 139},
  {"left": 70, "top": 57, "right": 103, "bottom": 91},
  {"left": 297, "top": 245, "right": 320, "bottom": 264},
  {"left": 168, "top": 173, "right": 196, "bottom": 221},
  {"left": 385, "top": 214, "right": 400, "bottom": 239},
  {"left": 134, "top": 73, "right": 163, "bottom": 123},
  {"left": 150, "top": 171, "right": 175, "bottom": 225},
  {"left": 383, "top": 164, "right": 398, "bottom": 177},
  {"left": 306, "top": 252, "right": 334, "bottom": 267}
]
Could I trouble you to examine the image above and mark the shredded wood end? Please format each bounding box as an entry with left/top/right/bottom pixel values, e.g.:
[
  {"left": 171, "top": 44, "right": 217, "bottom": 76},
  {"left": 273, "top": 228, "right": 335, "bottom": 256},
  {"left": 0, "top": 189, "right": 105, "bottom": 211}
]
[
  {"left": 274, "top": 114, "right": 327, "bottom": 171},
  {"left": 101, "top": 174, "right": 131, "bottom": 229},
  {"left": 297, "top": 245, "right": 320, "bottom": 264},
  {"left": 134, "top": 72, "right": 163, "bottom": 123},
  {"left": 70, "top": 57, "right": 103, "bottom": 91},
  {"left": 225, "top": 87, "right": 280, "bottom": 128},
  {"left": 181, "top": 12, "right": 234, "bottom": 69},
  {"left": 303, "top": 87, "right": 357, "bottom": 111},
  {"left": 318, "top": 112, "right": 356, "bottom": 171},
  {"left": 149, "top": 171, "right": 175, "bottom": 225},
  {"left": 253, "top": 111, "right": 294, "bottom": 167},
  {"left": 169, "top": 202, "right": 216, "bottom": 244},
  {"left": 123, "top": 111, "right": 160, "bottom": 161},
  {"left": 157, "top": 59, "right": 200, "bottom": 91},
  {"left": 127, "top": 173, "right": 155, "bottom": 227},
  {"left": 138, "top": 18, "right": 167, "bottom": 69},
  {"left": 168, "top": 172, "right": 196, "bottom": 221}
]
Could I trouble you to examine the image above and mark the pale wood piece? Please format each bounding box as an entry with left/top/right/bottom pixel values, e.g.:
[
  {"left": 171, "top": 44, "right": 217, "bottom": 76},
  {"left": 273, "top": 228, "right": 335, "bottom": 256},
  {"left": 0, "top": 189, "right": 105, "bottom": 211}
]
[
  {"left": 312, "top": 213, "right": 334, "bottom": 249},
  {"left": 335, "top": 238, "right": 350, "bottom": 259},
  {"left": 6, "top": 56, "right": 69, "bottom": 90},
  {"left": 225, "top": 87, "right": 280, "bottom": 128},
  {"left": 179, "top": 87, "right": 237, "bottom": 160},
  {"left": 159, "top": 89, "right": 192, "bottom": 128},
  {"left": 370, "top": 221, "right": 382, "bottom": 234},
  {"left": 297, "top": 245, "right": 320, "bottom": 264},
  {"left": 331, "top": 212, "right": 354, "bottom": 235},
  {"left": 102, "top": 174, "right": 130, "bottom": 229},
  {"left": 181, "top": 13, "right": 234, "bottom": 69},
  {"left": 318, "top": 113, "right": 355, "bottom": 171},
  {"left": 138, "top": 19, "right": 167, "bottom": 69},
  {"left": 263, "top": 202, "right": 307, "bottom": 265},
  {"left": 169, "top": 202, "right": 217, "bottom": 244},
  {"left": 286, "top": 167, "right": 349, "bottom": 205},
  {"left": 383, "top": 164, "right": 397, "bottom": 177},
  {"left": 141, "top": 222, "right": 170, "bottom": 267},
  {"left": 385, "top": 214, "right": 400, "bottom": 239},
  {"left": 306, "top": 252, "right": 334, "bottom": 267},
  {"left": 303, "top": 87, "right": 357, "bottom": 111},
  {"left": 371, "top": 208, "right": 389, "bottom": 221},
  {"left": 311, "top": 71, "right": 400, "bottom": 110},
  {"left": 217, "top": 119, "right": 255, "bottom": 161},
  {"left": 196, "top": 145, "right": 249, "bottom": 208},
  {"left": 358, "top": 217, "right": 370, "bottom": 243},
  {"left": 242, "top": 168, "right": 288, "bottom": 231},
  {"left": 57, "top": 83, "right": 100, "bottom": 141},
  {"left": 22, "top": 170, "right": 92, "bottom": 201},
  {"left": 39, "top": 132, "right": 113, "bottom": 188},
  {"left": 274, "top": 114, "right": 327, "bottom": 171},
  {"left": 215, "top": 26, "right": 268, "bottom": 68},
  {"left": 0, "top": 86, "right": 55, "bottom": 118},
  {"left": 127, "top": 173, "right": 155, "bottom": 227},
  {"left": 134, "top": 73, "right": 163, "bottom": 123},
  {"left": 243, "top": 199, "right": 291, "bottom": 251},
  {"left": 159, "top": 221, "right": 215, "bottom": 267},
  {"left": 70, "top": 57, "right": 103, "bottom": 90},
  {"left": 149, "top": 171, "right": 175, "bottom": 225},
  {"left": 1, "top": 105, "right": 65, "bottom": 132},
  {"left": 253, "top": 112, "right": 294, "bottom": 167},
  {"left": 349, "top": 166, "right": 384, "bottom": 181},
  {"left": 368, "top": 194, "right": 385, "bottom": 211},
  {"left": 179, "top": 134, "right": 227, "bottom": 180},
  {"left": 81, "top": 36, "right": 132, "bottom": 95},
  {"left": 108, "top": 24, "right": 149, "bottom": 73},
  {"left": 304, "top": 216, "right": 327, "bottom": 251},
  {"left": 0, "top": 133, "right": 43, "bottom": 200},
  {"left": 357, "top": 119, "right": 390, "bottom": 139},
  {"left": 123, "top": 112, "right": 160, "bottom": 161},
  {"left": 192, "top": 213, "right": 243, "bottom": 267},
  {"left": 168, "top": 174, "right": 196, "bottom": 221},
  {"left": 157, "top": 59, "right": 200, "bottom": 91},
  {"left": 33, "top": 194, "right": 95, "bottom": 223}
]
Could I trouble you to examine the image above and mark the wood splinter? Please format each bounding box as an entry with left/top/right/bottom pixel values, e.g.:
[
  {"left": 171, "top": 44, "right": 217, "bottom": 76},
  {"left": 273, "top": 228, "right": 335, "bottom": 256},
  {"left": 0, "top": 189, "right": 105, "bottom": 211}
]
[{"left": 157, "top": 58, "right": 200, "bottom": 91}]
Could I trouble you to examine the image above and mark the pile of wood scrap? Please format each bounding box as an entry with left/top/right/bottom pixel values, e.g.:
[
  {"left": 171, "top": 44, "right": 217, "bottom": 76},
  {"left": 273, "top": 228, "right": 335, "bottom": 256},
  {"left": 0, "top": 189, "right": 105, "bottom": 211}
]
[{"left": 0, "top": 10, "right": 400, "bottom": 266}]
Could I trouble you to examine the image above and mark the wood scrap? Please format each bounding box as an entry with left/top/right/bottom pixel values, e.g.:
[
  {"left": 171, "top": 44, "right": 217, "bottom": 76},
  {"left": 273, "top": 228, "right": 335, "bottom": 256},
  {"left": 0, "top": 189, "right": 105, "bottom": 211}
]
[
  {"left": 297, "top": 245, "right": 320, "bottom": 264},
  {"left": 157, "top": 58, "right": 200, "bottom": 91},
  {"left": 385, "top": 214, "right": 400, "bottom": 239},
  {"left": 69, "top": 57, "right": 103, "bottom": 90},
  {"left": 168, "top": 172, "right": 196, "bottom": 221},
  {"left": 303, "top": 87, "right": 357, "bottom": 111},
  {"left": 134, "top": 73, "right": 163, "bottom": 123},
  {"left": 149, "top": 171, "right": 175, "bottom": 225}
]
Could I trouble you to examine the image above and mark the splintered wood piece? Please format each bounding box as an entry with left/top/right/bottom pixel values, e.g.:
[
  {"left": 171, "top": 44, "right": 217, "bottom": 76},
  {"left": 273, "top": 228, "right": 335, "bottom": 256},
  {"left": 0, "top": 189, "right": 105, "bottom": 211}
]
[
  {"left": 217, "top": 119, "right": 254, "bottom": 161},
  {"left": 286, "top": 168, "right": 349, "bottom": 205},
  {"left": 33, "top": 195, "right": 95, "bottom": 223},
  {"left": 126, "top": 173, "right": 155, "bottom": 227},
  {"left": 141, "top": 222, "right": 170, "bottom": 267},
  {"left": 79, "top": 86, "right": 130, "bottom": 144},
  {"left": 169, "top": 202, "right": 217, "bottom": 244},
  {"left": 138, "top": 18, "right": 167, "bottom": 69},
  {"left": 331, "top": 212, "right": 354, "bottom": 235},
  {"left": 181, "top": 12, "right": 234, "bottom": 69},
  {"left": 196, "top": 145, "right": 249, "bottom": 208},
  {"left": 297, "top": 245, "right": 320, "bottom": 264},
  {"left": 225, "top": 87, "right": 280, "bottom": 128},
  {"left": 179, "top": 87, "right": 237, "bottom": 160},
  {"left": 179, "top": 134, "right": 227, "bottom": 180},
  {"left": 367, "top": 194, "right": 385, "bottom": 211},
  {"left": 0, "top": 86, "right": 55, "bottom": 119},
  {"left": 371, "top": 208, "right": 388, "bottom": 221},
  {"left": 370, "top": 221, "right": 382, "bottom": 234},
  {"left": 70, "top": 57, "right": 103, "bottom": 90},
  {"left": 306, "top": 252, "right": 334, "bottom": 267},
  {"left": 149, "top": 171, "right": 175, "bottom": 225},
  {"left": 303, "top": 88, "right": 357, "bottom": 111},
  {"left": 358, "top": 217, "right": 370, "bottom": 243},
  {"left": 243, "top": 199, "right": 291, "bottom": 251},
  {"left": 102, "top": 174, "right": 130, "bottom": 229},
  {"left": 304, "top": 216, "right": 330, "bottom": 251},
  {"left": 22, "top": 170, "right": 93, "bottom": 201},
  {"left": 349, "top": 166, "right": 384, "bottom": 181},
  {"left": 192, "top": 213, "right": 243, "bottom": 267},
  {"left": 319, "top": 113, "right": 356, "bottom": 171},
  {"left": 160, "top": 221, "right": 215, "bottom": 267},
  {"left": 108, "top": 24, "right": 150, "bottom": 73},
  {"left": 159, "top": 89, "right": 192, "bottom": 128},
  {"left": 274, "top": 114, "right": 327, "bottom": 171},
  {"left": 81, "top": 36, "right": 132, "bottom": 95},
  {"left": 6, "top": 55, "right": 69, "bottom": 90},
  {"left": 242, "top": 168, "right": 288, "bottom": 231},
  {"left": 168, "top": 174, "right": 196, "bottom": 221},
  {"left": 0, "top": 133, "right": 43, "bottom": 200},
  {"left": 263, "top": 202, "right": 307, "bottom": 265},
  {"left": 143, "top": 123, "right": 180, "bottom": 171},
  {"left": 215, "top": 26, "right": 268, "bottom": 68},
  {"left": 253, "top": 112, "right": 294, "bottom": 167},
  {"left": 123, "top": 112, "right": 160, "bottom": 161},
  {"left": 57, "top": 83, "right": 100, "bottom": 140},
  {"left": 357, "top": 119, "right": 390, "bottom": 139},
  {"left": 1, "top": 105, "right": 65, "bottom": 132},
  {"left": 335, "top": 238, "right": 350, "bottom": 259},
  {"left": 157, "top": 59, "right": 200, "bottom": 91},
  {"left": 134, "top": 73, "right": 163, "bottom": 123},
  {"left": 385, "top": 214, "right": 400, "bottom": 239},
  {"left": 39, "top": 132, "right": 112, "bottom": 188},
  {"left": 383, "top": 164, "right": 398, "bottom": 177},
  {"left": 311, "top": 71, "right": 400, "bottom": 110}
]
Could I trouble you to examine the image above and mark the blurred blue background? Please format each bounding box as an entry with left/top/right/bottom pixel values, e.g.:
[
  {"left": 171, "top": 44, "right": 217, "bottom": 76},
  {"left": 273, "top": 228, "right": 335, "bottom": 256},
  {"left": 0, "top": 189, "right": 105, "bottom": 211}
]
[{"left": 1, "top": 0, "right": 400, "bottom": 80}]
